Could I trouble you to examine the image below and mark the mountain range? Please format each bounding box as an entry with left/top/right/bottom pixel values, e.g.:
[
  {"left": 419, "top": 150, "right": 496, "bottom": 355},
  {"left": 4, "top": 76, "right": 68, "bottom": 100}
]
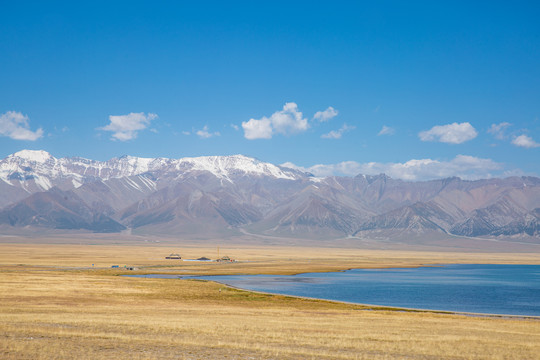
[{"left": 0, "top": 150, "right": 539, "bottom": 241}]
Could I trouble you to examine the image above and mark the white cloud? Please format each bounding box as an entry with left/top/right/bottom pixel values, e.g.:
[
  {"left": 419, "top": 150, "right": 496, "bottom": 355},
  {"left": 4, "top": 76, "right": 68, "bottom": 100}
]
[
  {"left": 313, "top": 106, "right": 338, "bottom": 122},
  {"left": 487, "top": 122, "right": 511, "bottom": 140},
  {"left": 196, "top": 125, "right": 220, "bottom": 139},
  {"left": 181, "top": 131, "right": 191, "bottom": 135},
  {"left": 378, "top": 125, "right": 395, "bottom": 136},
  {"left": 271, "top": 102, "right": 309, "bottom": 135},
  {"left": 0, "top": 111, "right": 44, "bottom": 141},
  {"left": 321, "top": 124, "right": 355, "bottom": 139},
  {"left": 242, "top": 117, "right": 273, "bottom": 139},
  {"left": 230, "top": 124, "right": 239, "bottom": 131},
  {"left": 282, "top": 155, "right": 503, "bottom": 181},
  {"left": 99, "top": 112, "right": 157, "bottom": 141},
  {"left": 419, "top": 122, "right": 477, "bottom": 144},
  {"left": 512, "top": 134, "right": 540, "bottom": 148},
  {"left": 241, "top": 102, "right": 308, "bottom": 140}
]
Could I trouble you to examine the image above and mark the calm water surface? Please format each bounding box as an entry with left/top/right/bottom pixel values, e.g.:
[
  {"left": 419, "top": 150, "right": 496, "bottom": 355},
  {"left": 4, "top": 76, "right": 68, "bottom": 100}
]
[
  {"left": 198, "top": 264, "right": 540, "bottom": 316},
  {"left": 129, "top": 264, "right": 540, "bottom": 316}
]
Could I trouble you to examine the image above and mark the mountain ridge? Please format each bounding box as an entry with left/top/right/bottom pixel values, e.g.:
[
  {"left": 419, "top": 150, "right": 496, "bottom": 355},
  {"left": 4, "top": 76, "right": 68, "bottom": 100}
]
[{"left": 1, "top": 150, "right": 539, "bottom": 241}]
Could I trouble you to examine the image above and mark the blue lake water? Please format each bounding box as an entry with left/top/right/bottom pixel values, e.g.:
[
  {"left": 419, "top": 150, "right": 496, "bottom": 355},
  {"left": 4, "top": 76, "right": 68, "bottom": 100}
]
[
  {"left": 127, "top": 264, "right": 540, "bottom": 316},
  {"left": 195, "top": 264, "right": 540, "bottom": 316}
]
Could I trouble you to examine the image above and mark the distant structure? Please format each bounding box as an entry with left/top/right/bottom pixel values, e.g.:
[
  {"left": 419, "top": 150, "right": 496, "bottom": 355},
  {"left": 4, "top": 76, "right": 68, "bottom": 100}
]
[
  {"left": 197, "top": 257, "right": 211, "bottom": 261},
  {"left": 216, "top": 256, "right": 234, "bottom": 262},
  {"left": 165, "top": 253, "right": 181, "bottom": 259}
]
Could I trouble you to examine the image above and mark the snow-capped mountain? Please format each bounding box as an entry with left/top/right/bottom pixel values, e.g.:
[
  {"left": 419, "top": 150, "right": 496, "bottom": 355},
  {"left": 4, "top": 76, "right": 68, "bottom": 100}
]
[
  {"left": 0, "top": 150, "right": 305, "bottom": 195},
  {"left": 1, "top": 150, "right": 539, "bottom": 240}
]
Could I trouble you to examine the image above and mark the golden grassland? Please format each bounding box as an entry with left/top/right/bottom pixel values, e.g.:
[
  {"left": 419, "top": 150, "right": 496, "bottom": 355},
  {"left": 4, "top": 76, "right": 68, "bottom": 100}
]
[
  {"left": 2, "top": 242, "right": 540, "bottom": 274},
  {"left": 1, "top": 240, "right": 540, "bottom": 359}
]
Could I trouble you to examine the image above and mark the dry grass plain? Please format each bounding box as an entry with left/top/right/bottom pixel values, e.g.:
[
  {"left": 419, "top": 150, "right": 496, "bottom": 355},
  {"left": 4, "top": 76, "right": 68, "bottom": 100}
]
[{"left": 1, "top": 239, "right": 540, "bottom": 359}]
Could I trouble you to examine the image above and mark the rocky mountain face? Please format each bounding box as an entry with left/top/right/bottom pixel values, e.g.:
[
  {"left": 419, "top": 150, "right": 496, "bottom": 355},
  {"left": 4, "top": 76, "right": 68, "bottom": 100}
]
[
  {"left": 1, "top": 150, "right": 539, "bottom": 240},
  {"left": 0, "top": 187, "right": 125, "bottom": 232}
]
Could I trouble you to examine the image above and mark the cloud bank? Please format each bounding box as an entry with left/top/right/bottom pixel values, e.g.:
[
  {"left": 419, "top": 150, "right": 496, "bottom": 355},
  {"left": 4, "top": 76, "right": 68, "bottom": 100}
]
[
  {"left": 512, "top": 134, "right": 540, "bottom": 148},
  {"left": 99, "top": 112, "right": 157, "bottom": 141},
  {"left": 0, "top": 111, "right": 44, "bottom": 141},
  {"left": 282, "top": 155, "right": 504, "bottom": 181},
  {"left": 313, "top": 106, "right": 338, "bottom": 122},
  {"left": 321, "top": 124, "right": 355, "bottom": 139},
  {"left": 196, "top": 125, "right": 220, "bottom": 139},
  {"left": 242, "top": 102, "right": 309, "bottom": 140},
  {"left": 488, "top": 122, "right": 512, "bottom": 140},
  {"left": 378, "top": 125, "right": 395, "bottom": 136},
  {"left": 419, "top": 122, "right": 477, "bottom": 144}
]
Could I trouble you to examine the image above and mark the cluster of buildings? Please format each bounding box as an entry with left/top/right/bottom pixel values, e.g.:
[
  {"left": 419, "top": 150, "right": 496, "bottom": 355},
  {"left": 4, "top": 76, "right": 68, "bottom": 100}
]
[{"left": 165, "top": 253, "right": 236, "bottom": 262}]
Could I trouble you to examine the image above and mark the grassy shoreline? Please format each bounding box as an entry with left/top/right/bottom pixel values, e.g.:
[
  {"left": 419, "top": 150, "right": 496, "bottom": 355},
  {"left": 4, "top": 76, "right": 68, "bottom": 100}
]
[
  {"left": 1, "top": 240, "right": 540, "bottom": 359},
  {"left": 191, "top": 278, "right": 540, "bottom": 320}
]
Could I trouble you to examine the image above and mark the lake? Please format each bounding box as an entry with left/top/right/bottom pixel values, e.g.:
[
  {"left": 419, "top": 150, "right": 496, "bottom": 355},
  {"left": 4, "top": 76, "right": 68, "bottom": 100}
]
[
  {"left": 128, "top": 264, "right": 540, "bottom": 316},
  {"left": 199, "top": 264, "right": 540, "bottom": 316}
]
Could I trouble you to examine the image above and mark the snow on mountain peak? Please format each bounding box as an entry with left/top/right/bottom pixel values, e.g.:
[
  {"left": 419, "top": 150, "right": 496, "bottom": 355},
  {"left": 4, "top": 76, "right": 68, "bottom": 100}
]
[
  {"left": 11, "top": 150, "right": 53, "bottom": 163},
  {"left": 1, "top": 150, "right": 56, "bottom": 191},
  {"left": 176, "top": 154, "right": 299, "bottom": 180},
  {"left": 109, "top": 155, "right": 154, "bottom": 174},
  {"left": 0, "top": 151, "right": 305, "bottom": 193}
]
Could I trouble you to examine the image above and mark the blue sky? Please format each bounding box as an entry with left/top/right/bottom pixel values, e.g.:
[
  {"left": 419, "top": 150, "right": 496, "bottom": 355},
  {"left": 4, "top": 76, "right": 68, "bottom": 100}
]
[{"left": 1, "top": 1, "right": 539, "bottom": 180}]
